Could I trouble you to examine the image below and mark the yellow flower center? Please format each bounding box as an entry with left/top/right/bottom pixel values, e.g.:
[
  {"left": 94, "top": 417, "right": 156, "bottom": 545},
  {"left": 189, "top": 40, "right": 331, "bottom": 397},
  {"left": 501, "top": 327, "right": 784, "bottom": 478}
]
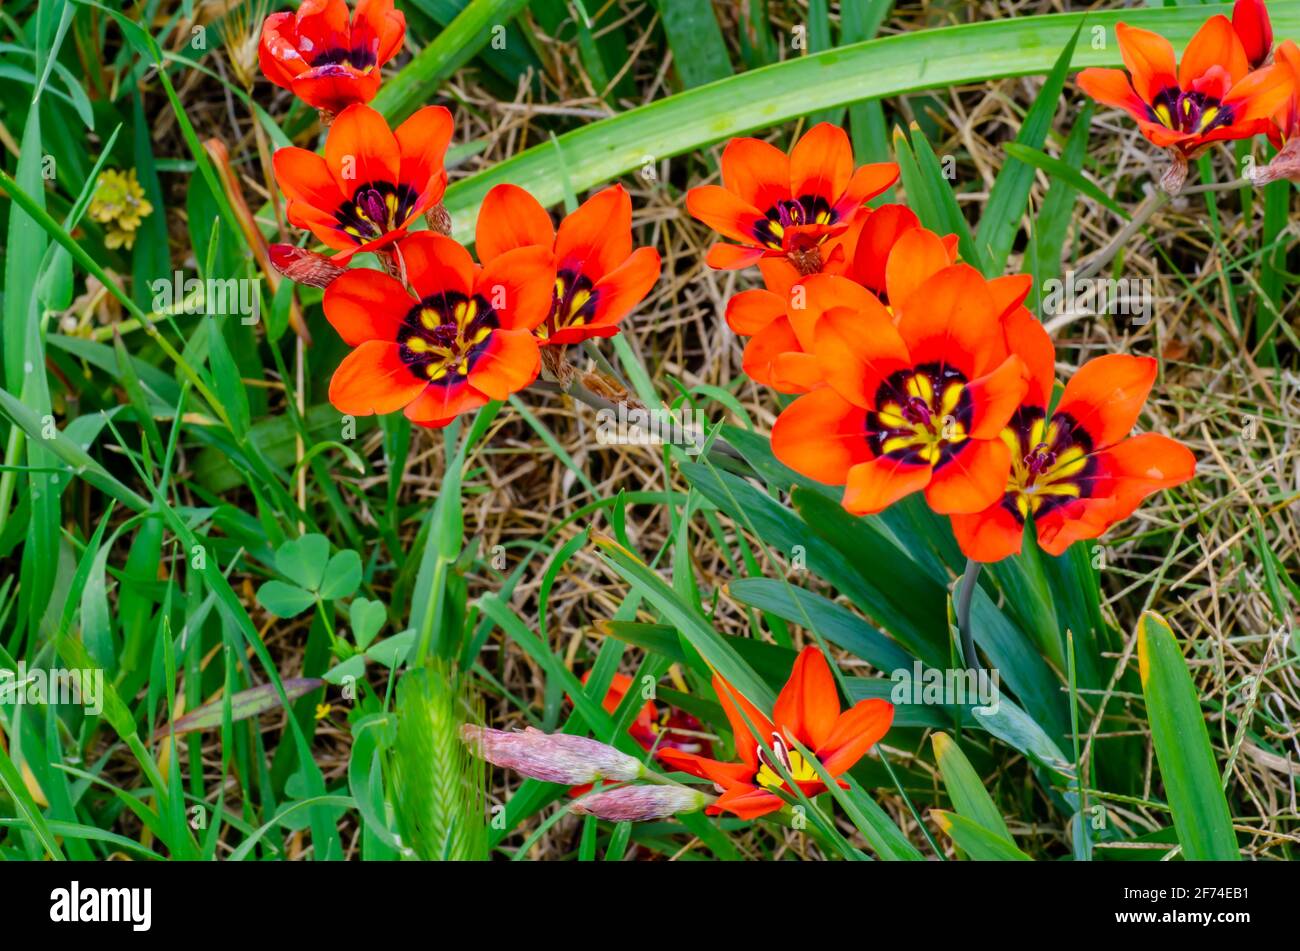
[
  {"left": 754, "top": 733, "right": 820, "bottom": 790},
  {"left": 1001, "top": 411, "right": 1093, "bottom": 519},
  {"left": 870, "top": 366, "right": 970, "bottom": 466},
  {"left": 399, "top": 293, "right": 498, "bottom": 384}
]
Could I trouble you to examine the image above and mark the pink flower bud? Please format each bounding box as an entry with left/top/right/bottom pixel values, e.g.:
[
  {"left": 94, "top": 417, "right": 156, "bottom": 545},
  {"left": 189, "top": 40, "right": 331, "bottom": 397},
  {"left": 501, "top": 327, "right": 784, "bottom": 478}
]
[
  {"left": 1248, "top": 138, "right": 1300, "bottom": 185},
  {"left": 270, "top": 244, "right": 346, "bottom": 288},
  {"left": 570, "top": 784, "right": 713, "bottom": 822},
  {"left": 460, "top": 725, "right": 644, "bottom": 785}
]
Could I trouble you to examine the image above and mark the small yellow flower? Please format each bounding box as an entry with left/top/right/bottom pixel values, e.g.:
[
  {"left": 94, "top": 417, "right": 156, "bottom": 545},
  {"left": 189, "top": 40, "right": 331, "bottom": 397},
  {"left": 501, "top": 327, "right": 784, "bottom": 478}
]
[
  {"left": 314, "top": 703, "right": 332, "bottom": 720},
  {"left": 103, "top": 224, "right": 137, "bottom": 251},
  {"left": 89, "top": 169, "right": 153, "bottom": 246}
]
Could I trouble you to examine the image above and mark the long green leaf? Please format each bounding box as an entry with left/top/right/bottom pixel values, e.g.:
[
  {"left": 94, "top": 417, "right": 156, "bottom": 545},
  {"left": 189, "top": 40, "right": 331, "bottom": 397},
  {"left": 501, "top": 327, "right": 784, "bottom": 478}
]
[
  {"left": 1137, "top": 611, "right": 1239, "bottom": 861},
  {"left": 426, "top": 4, "right": 1298, "bottom": 241},
  {"left": 933, "top": 810, "right": 1031, "bottom": 861},
  {"left": 372, "top": 0, "right": 531, "bottom": 121},
  {"left": 978, "top": 23, "right": 1081, "bottom": 273},
  {"left": 932, "top": 732, "right": 1013, "bottom": 842}
]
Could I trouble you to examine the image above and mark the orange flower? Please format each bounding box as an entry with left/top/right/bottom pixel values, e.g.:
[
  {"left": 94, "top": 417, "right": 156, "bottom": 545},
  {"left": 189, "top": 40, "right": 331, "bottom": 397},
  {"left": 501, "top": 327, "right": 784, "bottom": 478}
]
[
  {"left": 259, "top": 0, "right": 405, "bottom": 114},
  {"left": 658, "top": 647, "right": 893, "bottom": 820},
  {"left": 273, "top": 103, "right": 451, "bottom": 263},
  {"left": 686, "top": 123, "right": 898, "bottom": 275},
  {"left": 1076, "top": 17, "right": 1291, "bottom": 161},
  {"left": 475, "top": 184, "right": 661, "bottom": 346},
  {"left": 951, "top": 355, "right": 1196, "bottom": 562},
  {"left": 725, "top": 205, "right": 958, "bottom": 394},
  {"left": 322, "top": 232, "right": 555, "bottom": 428},
  {"left": 1252, "top": 40, "right": 1300, "bottom": 183},
  {"left": 1268, "top": 40, "right": 1300, "bottom": 145},
  {"left": 771, "top": 242, "right": 1034, "bottom": 516},
  {"left": 1232, "top": 0, "right": 1273, "bottom": 69}
]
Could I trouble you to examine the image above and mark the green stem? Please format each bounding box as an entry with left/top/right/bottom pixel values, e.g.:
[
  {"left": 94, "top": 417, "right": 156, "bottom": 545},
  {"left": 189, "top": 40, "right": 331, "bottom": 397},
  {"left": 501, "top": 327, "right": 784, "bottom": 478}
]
[{"left": 956, "top": 557, "right": 982, "bottom": 672}]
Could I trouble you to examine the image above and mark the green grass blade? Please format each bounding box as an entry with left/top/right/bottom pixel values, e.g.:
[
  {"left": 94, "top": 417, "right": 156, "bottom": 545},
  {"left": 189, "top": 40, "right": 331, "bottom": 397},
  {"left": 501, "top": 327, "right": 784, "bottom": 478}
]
[
  {"left": 978, "top": 23, "right": 1081, "bottom": 273},
  {"left": 933, "top": 810, "right": 1031, "bottom": 860},
  {"left": 1137, "top": 611, "right": 1239, "bottom": 860},
  {"left": 932, "top": 732, "right": 1012, "bottom": 841},
  {"left": 372, "top": 0, "right": 531, "bottom": 121}
]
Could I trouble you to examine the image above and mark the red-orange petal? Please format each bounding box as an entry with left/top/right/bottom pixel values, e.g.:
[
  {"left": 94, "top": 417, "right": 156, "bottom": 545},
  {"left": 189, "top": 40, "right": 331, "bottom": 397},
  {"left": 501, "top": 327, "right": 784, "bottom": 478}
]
[
  {"left": 1076, "top": 68, "right": 1149, "bottom": 121},
  {"left": 924, "top": 437, "right": 1012, "bottom": 515},
  {"left": 758, "top": 257, "right": 802, "bottom": 297},
  {"left": 403, "top": 377, "right": 488, "bottom": 428},
  {"left": 394, "top": 232, "right": 475, "bottom": 300},
  {"left": 296, "top": 0, "right": 349, "bottom": 43},
  {"left": 1116, "top": 23, "right": 1178, "bottom": 103},
  {"left": 987, "top": 274, "right": 1034, "bottom": 320},
  {"left": 258, "top": 13, "right": 305, "bottom": 88},
  {"left": 741, "top": 317, "right": 800, "bottom": 389},
  {"left": 325, "top": 103, "right": 400, "bottom": 198},
  {"left": 1094, "top": 432, "right": 1197, "bottom": 527},
  {"left": 285, "top": 200, "right": 354, "bottom": 252},
  {"left": 466, "top": 328, "right": 541, "bottom": 400},
  {"left": 328, "top": 340, "right": 427, "bottom": 416},
  {"left": 773, "top": 646, "right": 840, "bottom": 750},
  {"left": 951, "top": 499, "right": 1025, "bottom": 563},
  {"left": 657, "top": 749, "right": 753, "bottom": 788},
  {"left": 1003, "top": 306, "right": 1055, "bottom": 409},
  {"left": 705, "top": 242, "right": 766, "bottom": 270},
  {"left": 1233, "top": 0, "right": 1273, "bottom": 68},
  {"left": 769, "top": 350, "right": 823, "bottom": 394},
  {"left": 849, "top": 203, "right": 920, "bottom": 295},
  {"left": 884, "top": 228, "right": 962, "bottom": 312},
  {"left": 771, "top": 387, "right": 873, "bottom": 485},
  {"left": 394, "top": 105, "right": 453, "bottom": 198},
  {"left": 1035, "top": 496, "right": 1121, "bottom": 557},
  {"left": 894, "top": 264, "right": 1002, "bottom": 380},
  {"left": 290, "top": 67, "right": 381, "bottom": 114},
  {"left": 353, "top": 0, "right": 406, "bottom": 66},
  {"left": 720, "top": 136, "right": 791, "bottom": 212},
  {"left": 478, "top": 245, "right": 557, "bottom": 331},
  {"left": 273, "top": 147, "right": 346, "bottom": 214},
  {"left": 322, "top": 268, "right": 411, "bottom": 345},
  {"left": 1224, "top": 63, "right": 1296, "bottom": 123},
  {"left": 834, "top": 162, "right": 901, "bottom": 217},
  {"left": 842, "top": 456, "right": 932, "bottom": 515},
  {"left": 1054, "top": 354, "right": 1156, "bottom": 450},
  {"left": 686, "top": 185, "right": 765, "bottom": 247},
  {"left": 710, "top": 784, "right": 786, "bottom": 820},
  {"left": 556, "top": 185, "right": 633, "bottom": 281},
  {"left": 475, "top": 183, "right": 555, "bottom": 263},
  {"left": 817, "top": 698, "right": 893, "bottom": 776},
  {"left": 726, "top": 288, "right": 786, "bottom": 336},
  {"left": 587, "top": 246, "right": 661, "bottom": 330},
  {"left": 789, "top": 123, "right": 854, "bottom": 206},
  {"left": 811, "top": 292, "right": 911, "bottom": 409},
  {"left": 1180, "top": 15, "right": 1248, "bottom": 88},
  {"left": 712, "top": 673, "right": 774, "bottom": 772},
  {"left": 966, "top": 354, "right": 1030, "bottom": 440}
]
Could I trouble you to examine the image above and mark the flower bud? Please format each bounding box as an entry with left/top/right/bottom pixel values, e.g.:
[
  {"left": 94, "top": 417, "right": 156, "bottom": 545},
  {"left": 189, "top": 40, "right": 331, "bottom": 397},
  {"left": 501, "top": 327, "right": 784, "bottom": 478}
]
[
  {"left": 270, "top": 244, "right": 347, "bottom": 288},
  {"left": 569, "top": 785, "right": 713, "bottom": 822},
  {"left": 459, "top": 725, "right": 644, "bottom": 785},
  {"left": 1247, "top": 138, "right": 1300, "bottom": 185},
  {"left": 1233, "top": 0, "right": 1273, "bottom": 68}
]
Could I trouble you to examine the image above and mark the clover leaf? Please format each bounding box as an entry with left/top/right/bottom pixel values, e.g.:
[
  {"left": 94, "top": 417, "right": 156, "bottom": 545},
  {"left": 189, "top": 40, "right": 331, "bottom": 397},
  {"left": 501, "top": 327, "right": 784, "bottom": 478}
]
[{"left": 256, "top": 534, "right": 363, "bottom": 617}]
